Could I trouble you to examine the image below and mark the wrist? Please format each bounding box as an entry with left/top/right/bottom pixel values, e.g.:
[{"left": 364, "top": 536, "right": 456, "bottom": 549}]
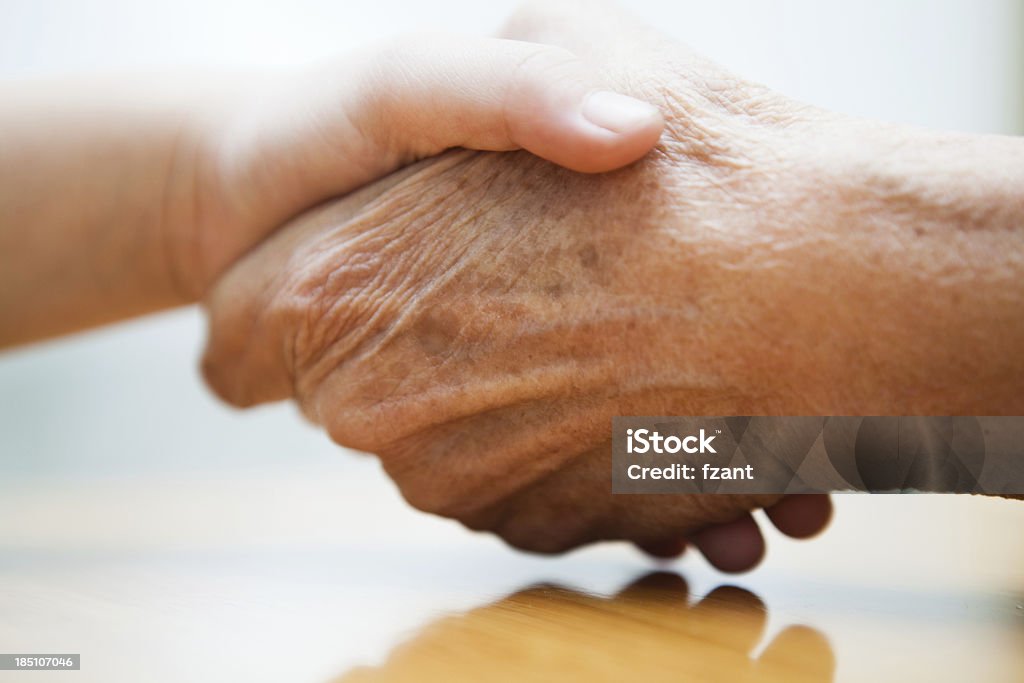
[
  {"left": 158, "top": 73, "right": 268, "bottom": 301},
  {"left": 0, "top": 75, "right": 229, "bottom": 346},
  {"left": 179, "top": 66, "right": 355, "bottom": 300},
  {"left": 643, "top": 100, "right": 1024, "bottom": 415},
  {"left": 779, "top": 118, "right": 1024, "bottom": 412}
]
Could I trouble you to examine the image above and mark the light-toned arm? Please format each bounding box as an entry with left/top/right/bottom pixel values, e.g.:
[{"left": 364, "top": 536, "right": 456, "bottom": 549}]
[{"left": 0, "top": 77, "right": 199, "bottom": 341}]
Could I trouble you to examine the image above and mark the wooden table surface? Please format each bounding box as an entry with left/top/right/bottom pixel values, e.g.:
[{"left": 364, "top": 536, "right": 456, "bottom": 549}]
[{"left": 1, "top": 463, "right": 1022, "bottom": 683}]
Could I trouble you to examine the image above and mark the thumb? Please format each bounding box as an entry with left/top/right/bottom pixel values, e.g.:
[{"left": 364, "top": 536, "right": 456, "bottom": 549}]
[
  {"left": 347, "top": 34, "right": 665, "bottom": 174},
  {"left": 220, "top": 34, "right": 663, "bottom": 227}
]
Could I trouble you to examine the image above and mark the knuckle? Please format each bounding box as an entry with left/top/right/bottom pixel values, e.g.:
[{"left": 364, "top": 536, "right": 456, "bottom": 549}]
[
  {"left": 393, "top": 467, "right": 477, "bottom": 520},
  {"left": 393, "top": 477, "right": 469, "bottom": 520},
  {"left": 503, "top": 44, "right": 584, "bottom": 138},
  {"left": 200, "top": 300, "right": 255, "bottom": 408},
  {"left": 366, "top": 31, "right": 442, "bottom": 85},
  {"left": 380, "top": 445, "right": 492, "bottom": 521},
  {"left": 199, "top": 344, "right": 246, "bottom": 407},
  {"left": 348, "top": 33, "right": 439, "bottom": 156},
  {"left": 510, "top": 44, "right": 581, "bottom": 92},
  {"left": 498, "top": 520, "right": 586, "bottom": 555},
  {"left": 199, "top": 267, "right": 300, "bottom": 409},
  {"left": 492, "top": 499, "right": 599, "bottom": 555},
  {"left": 320, "top": 400, "right": 389, "bottom": 453}
]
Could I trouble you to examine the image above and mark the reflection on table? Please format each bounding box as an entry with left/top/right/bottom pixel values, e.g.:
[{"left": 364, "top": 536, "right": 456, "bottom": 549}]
[{"left": 338, "top": 571, "right": 834, "bottom": 682}]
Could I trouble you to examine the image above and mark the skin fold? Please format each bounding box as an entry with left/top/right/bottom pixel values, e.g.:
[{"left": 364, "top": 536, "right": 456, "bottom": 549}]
[{"left": 202, "top": 2, "right": 1023, "bottom": 555}]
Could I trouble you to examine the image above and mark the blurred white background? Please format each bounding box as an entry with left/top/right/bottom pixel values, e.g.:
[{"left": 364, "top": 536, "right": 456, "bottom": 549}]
[{"left": 1, "top": 2, "right": 1023, "bottom": 683}]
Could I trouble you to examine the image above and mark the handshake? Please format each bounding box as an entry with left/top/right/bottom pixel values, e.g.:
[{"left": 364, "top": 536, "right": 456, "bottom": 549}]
[{"left": 5, "top": 1, "right": 1022, "bottom": 572}]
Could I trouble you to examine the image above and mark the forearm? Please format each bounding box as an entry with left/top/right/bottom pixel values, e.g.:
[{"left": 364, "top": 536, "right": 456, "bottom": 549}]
[
  {"left": 753, "top": 120, "right": 1024, "bottom": 413},
  {"left": 0, "top": 76, "right": 215, "bottom": 347}
]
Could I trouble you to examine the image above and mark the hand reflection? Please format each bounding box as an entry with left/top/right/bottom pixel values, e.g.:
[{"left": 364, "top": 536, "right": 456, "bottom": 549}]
[{"left": 335, "top": 572, "right": 834, "bottom": 682}]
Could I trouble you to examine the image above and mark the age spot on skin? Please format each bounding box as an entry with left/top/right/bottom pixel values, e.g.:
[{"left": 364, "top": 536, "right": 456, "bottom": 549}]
[
  {"left": 544, "top": 282, "right": 565, "bottom": 299},
  {"left": 414, "top": 310, "right": 460, "bottom": 358},
  {"left": 579, "top": 244, "right": 600, "bottom": 269}
]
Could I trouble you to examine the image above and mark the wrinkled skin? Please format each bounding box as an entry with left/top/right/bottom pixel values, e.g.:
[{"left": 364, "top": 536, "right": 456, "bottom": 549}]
[{"left": 201, "top": 3, "right": 1020, "bottom": 554}]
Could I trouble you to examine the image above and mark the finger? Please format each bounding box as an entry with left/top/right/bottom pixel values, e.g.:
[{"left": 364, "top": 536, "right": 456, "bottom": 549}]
[
  {"left": 199, "top": 204, "right": 323, "bottom": 407},
  {"left": 352, "top": 35, "right": 664, "bottom": 173},
  {"left": 634, "top": 538, "right": 687, "bottom": 560},
  {"left": 473, "top": 440, "right": 779, "bottom": 555},
  {"left": 690, "top": 513, "right": 766, "bottom": 573},
  {"left": 608, "top": 571, "right": 690, "bottom": 622},
  {"left": 616, "top": 570, "right": 690, "bottom": 602},
  {"left": 201, "top": 172, "right": 407, "bottom": 408},
  {"left": 232, "top": 34, "right": 664, "bottom": 228},
  {"left": 757, "top": 624, "right": 836, "bottom": 681},
  {"left": 611, "top": 571, "right": 690, "bottom": 614},
  {"left": 765, "top": 494, "right": 833, "bottom": 539},
  {"left": 689, "top": 585, "right": 767, "bottom": 655}
]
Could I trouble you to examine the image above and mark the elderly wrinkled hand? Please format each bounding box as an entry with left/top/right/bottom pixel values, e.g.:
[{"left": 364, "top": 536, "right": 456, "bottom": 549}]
[{"left": 203, "top": 1, "right": 892, "bottom": 563}]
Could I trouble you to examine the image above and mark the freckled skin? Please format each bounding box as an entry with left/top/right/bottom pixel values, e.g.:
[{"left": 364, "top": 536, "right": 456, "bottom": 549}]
[{"left": 201, "top": 4, "right": 1024, "bottom": 552}]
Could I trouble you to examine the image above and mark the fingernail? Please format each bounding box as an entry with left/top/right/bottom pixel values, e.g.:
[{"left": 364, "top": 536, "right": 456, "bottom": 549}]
[{"left": 581, "top": 90, "right": 661, "bottom": 135}]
